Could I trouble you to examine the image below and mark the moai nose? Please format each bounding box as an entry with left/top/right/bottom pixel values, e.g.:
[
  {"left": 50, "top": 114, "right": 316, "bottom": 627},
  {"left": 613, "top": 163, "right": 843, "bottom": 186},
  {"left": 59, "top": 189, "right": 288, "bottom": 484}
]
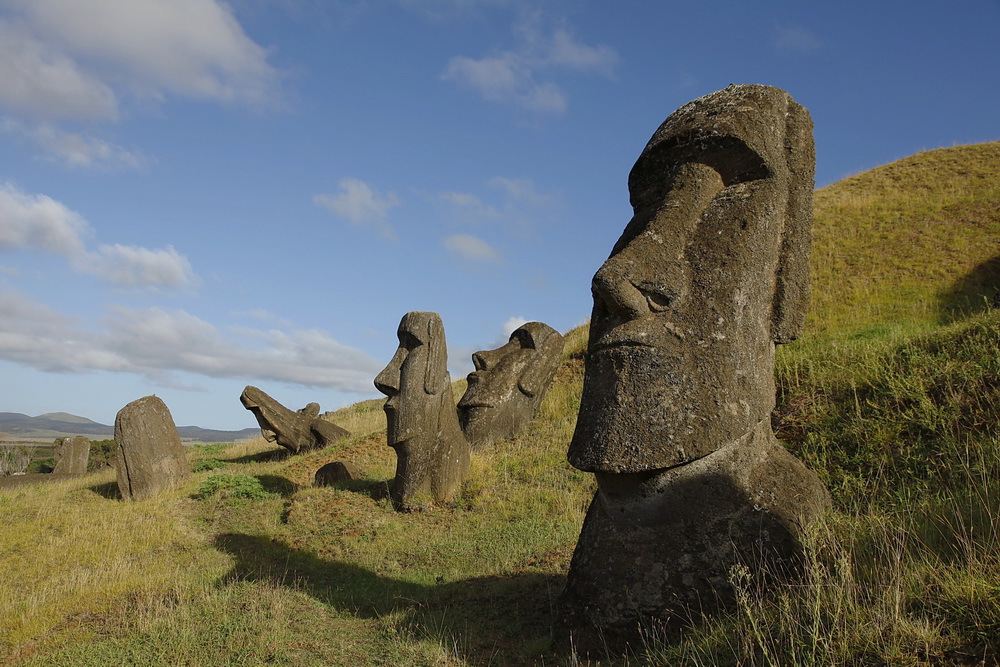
[{"left": 592, "top": 260, "right": 649, "bottom": 322}]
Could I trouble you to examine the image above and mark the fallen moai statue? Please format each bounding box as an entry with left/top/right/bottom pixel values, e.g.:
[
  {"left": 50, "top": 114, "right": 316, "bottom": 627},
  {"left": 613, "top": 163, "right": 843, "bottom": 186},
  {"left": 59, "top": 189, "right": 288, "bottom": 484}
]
[
  {"left": 558, "top": 84, "right": 831, "bottom": 651},
  {"left": 240, "top": 386, "right": 350, "bottom": 454},
  {"left": 374, "top": 311, "right": 470, "bottom": 509},
  {"left": 115, "top": 395, "right": 190, "bottom": 501},
  {"left": 458, "top": 321, "right": 564, "bottom": 449},
  {"left": 53, "top": 435, "right": 90, "bottom": 475}
]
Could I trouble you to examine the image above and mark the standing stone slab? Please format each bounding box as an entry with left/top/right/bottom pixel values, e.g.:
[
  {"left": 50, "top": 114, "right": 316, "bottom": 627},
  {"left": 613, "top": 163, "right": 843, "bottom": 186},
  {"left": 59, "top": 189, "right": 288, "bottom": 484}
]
[
  {"left": 374, "top": 311, "right": 470, "bottom": 509},
  {"left": 458, "top": 321, "right": 564, "bottom": 449},
  {"left": 53, "top": 435, "right": 90, "bottom": 475},
  {"left": 114, "top": 395, "right": 190, "bottom": 501},
  {"left": 558, "top": 84, "right": 830, "bottom": 651}
]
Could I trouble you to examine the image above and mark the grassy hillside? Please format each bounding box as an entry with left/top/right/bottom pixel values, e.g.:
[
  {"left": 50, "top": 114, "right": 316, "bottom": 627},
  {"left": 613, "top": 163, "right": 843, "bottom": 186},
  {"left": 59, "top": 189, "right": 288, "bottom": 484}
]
[
  {"left": 1, "top": 145, "right": 997, "bottom": 665},
  {"left": 808, "top": 141, "right": 999, "bottom": 335}
]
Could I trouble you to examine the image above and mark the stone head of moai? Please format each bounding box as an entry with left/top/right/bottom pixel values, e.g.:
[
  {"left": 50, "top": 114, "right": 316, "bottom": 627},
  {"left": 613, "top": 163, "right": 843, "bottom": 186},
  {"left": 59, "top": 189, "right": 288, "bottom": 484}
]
[
  {"left": 375, "top": 311, "right": 470, "bottom": 508},
  {"left": 557, "top": 85, "right": 829, "bottom": 652},
  {"left": 568, "top": 83, "right": 815, "bottom": 474},
  {"left": 458, "top": 321, "right": 564, "bottom": 448}
]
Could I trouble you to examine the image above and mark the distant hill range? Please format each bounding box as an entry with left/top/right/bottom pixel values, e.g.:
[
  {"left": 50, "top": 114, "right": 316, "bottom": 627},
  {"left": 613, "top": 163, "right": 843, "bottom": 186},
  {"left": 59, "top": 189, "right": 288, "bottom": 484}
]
[{"left": 0, "top": 411, "right": 260, "bottom": 443}]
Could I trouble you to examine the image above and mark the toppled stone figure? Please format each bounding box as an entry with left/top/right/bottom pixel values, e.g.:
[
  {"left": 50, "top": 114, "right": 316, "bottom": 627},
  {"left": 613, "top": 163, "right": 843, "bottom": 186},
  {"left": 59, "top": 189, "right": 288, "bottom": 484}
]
[
  {"left": 115, "top": 395, "right": 190, "bottom": 501},
  {"left": 375, "top": 311, "right": 470, "bottom": 509},
  {"left": 558, "top": 84, "right": 831, "bottom": 648},
  {"left": 240, "top": 386, "right": 350, "bottom": 454},
  {"left": 53, "top": 435, "right": 90, "bottom": 475},
  {"left": 458, "top": 321, "right": 564, "bottom": 449}
]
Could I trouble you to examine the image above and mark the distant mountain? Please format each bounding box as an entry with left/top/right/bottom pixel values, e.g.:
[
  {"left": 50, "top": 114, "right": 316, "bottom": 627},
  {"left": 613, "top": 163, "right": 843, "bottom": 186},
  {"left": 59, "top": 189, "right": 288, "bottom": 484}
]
[{"left": 0, "top": 412, "right": 259, "bottom": 443}]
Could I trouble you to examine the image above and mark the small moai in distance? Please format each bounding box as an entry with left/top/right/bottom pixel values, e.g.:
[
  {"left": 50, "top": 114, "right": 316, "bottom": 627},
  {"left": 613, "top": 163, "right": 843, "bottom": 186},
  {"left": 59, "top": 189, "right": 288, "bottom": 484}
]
[
  {"left": 374, "top": 311, "right": 470, "bottom": 509},
  {"left": 114, "top": 395, "right": 190, "bottom": 501},
  {"left": 558, "top": 84, "right": 831, "bottom": 650},
  {"left": 53, "top": 435, "right": 90, "bottom": 475},
  {"left": 240, "top": 386, "right": 350, "bottom": 454},
  {"left": 457, "top": 321, "right": 564, "bottom": 448}
]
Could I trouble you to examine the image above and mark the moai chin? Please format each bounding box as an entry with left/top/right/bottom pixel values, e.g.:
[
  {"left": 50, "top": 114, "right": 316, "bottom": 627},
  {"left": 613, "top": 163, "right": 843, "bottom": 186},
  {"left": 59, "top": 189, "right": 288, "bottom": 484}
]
[
  {"left": 458, "top": 321, "right": 564, "bottom": 449},
  {"left": 375, "top": 311, "right": 470, "bottom": 509},
  {"left": 558, "top": 84, "right": 831, "bottom": 651},
  {"left": 240, "top": 386, "right": 350, "bottom": 454}
]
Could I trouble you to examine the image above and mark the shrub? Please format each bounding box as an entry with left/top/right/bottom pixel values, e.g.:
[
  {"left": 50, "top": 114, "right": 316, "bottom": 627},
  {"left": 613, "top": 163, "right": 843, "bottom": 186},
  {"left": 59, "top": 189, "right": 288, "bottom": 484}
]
[
  {"left": 196, "top": 474, "right": 275, "bottom": 502},
  {"left": 193, "top": 459, "right": 226, "bottom": 472}
]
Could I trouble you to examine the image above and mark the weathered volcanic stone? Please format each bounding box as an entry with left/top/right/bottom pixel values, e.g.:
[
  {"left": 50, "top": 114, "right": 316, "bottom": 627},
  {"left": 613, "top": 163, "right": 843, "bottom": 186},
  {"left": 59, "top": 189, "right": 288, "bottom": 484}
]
[
  {"left": 114, "top": 395, "right": 190, "bottom": 501},
  {"left": 458, "top": 321, "right": 564, "bottom": 449},
  {"left": 240, "top": 386, "right": 350, "bottom": 454},
  {"left": 53, "top": 435, "right": 90, "bottom": 475},
  {"left": 558, "top": 84, "right": 831, "bottom": 651},
  {"left": 374, "top": 311, "right": 470, "bottom": 509},
  {"left": 315, "top": 461, "right": 362, "bottom": 486}
]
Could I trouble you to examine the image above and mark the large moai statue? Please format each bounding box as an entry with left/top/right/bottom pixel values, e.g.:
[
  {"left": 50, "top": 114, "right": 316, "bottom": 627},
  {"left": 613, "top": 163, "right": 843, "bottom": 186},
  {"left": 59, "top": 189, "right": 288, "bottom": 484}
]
[
  {"left": 53, "top": 435, "right": 90, "bottom": 475},
  {"left": 458, "top": 321, "right": 564, "bottom": 448},
  {"left": 375, "top": 311, "right": 470, "bottom": 509},
  {"left": 558, "top": 85, "right": 831, "bottom": 648},
  {"left": 114, "top": 395, "right": 190, "bottom": 501},
  {"left": 240, "top": 386, "right": 350, "bottom": 454}
]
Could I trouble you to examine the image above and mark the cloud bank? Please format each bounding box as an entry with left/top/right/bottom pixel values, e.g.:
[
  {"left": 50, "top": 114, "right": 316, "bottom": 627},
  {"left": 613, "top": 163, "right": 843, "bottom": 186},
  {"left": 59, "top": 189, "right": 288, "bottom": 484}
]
[
  {"left": 0, "top": 289, "right": 382, "bottom": 393},
  {"left": 0, "top": 182, "right": 195, "bottom": 288}
]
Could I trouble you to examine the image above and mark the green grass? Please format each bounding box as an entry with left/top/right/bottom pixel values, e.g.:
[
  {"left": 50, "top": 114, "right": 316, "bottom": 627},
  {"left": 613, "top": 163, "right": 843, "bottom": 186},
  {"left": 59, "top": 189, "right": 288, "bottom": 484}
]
[{"left": 2, "top": 142, "right": 998, "bottom": 665}]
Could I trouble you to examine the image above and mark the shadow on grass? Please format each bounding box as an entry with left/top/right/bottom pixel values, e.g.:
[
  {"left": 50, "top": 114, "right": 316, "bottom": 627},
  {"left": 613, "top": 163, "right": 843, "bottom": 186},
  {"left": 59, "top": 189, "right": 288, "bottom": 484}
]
[
  {"left": 255, "top": 474, "right": 297, "bottom": 497},
  {"left": 89, "top": 480, "right": 121, "bottom": 499},
  {"left": 225, "top": 447, "right": 292, "bottom": 464},
  {"left": 939, "top": 254, "right": 1000, "bottom": 323},
  {"left": 214, "top": 532, "right": 562, "bottom": 665}
]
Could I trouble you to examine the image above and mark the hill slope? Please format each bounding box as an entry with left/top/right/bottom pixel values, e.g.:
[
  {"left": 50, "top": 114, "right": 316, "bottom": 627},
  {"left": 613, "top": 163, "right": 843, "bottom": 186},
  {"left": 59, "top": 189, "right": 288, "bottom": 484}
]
[{"left": 808, "top": 141, "right": 999, "bottom": 335}]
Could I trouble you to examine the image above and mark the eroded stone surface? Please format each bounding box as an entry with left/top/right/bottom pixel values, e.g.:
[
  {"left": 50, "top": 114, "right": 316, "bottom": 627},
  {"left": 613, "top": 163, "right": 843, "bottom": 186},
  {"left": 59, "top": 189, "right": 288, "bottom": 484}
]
[
  {"left": 315, "top": 460, "right": 362, "bottom": 486},
  {"left": 114, "top": 395, "right": 190, "bottom": 501},
  {"left": 374, "top": 311, "right": 470, "bottom": 509},
  {"left": 558, "top": 84, "right": 830, "bottom": 651},
  {"left": 53, "top": 435, "right": 90, "bottom": 475},
  {"left": 458, "top": 321, "right": 563, "bottom": 448},
  {"left": 240, "top": 386, "right": 350, "bottom": 454}
]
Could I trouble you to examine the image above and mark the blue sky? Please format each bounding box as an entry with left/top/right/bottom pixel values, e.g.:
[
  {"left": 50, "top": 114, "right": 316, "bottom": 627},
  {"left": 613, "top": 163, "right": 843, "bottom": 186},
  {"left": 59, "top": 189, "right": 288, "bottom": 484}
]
[{"left": 0, "top": 0, "right": 997, "bottom": 431}]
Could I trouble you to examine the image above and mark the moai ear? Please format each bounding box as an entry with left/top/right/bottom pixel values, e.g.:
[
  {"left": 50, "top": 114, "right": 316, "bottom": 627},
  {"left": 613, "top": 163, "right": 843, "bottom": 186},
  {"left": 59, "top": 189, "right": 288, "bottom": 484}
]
[
  {"left": 516, "top": 324, "right": 562, "bottom": 398},
  {"left": 424, "top": 314, "right": 447, "bottom": 395},
  {"left": 771, "top": 97, "right": 815, "bottom": 344}
]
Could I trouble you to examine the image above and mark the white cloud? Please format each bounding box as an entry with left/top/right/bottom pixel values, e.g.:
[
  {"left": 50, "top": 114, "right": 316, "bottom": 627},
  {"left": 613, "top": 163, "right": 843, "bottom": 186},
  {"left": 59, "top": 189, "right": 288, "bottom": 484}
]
[
  {"left": 1, "top": 0, "right": 281, "bottom": 112},
  {"left": 0, "top": 182, "right": 196, "bottom": 288},
  {"left": 775, "top": 25, "right": 822, "bottom": 52},
  {"left": 313, "top": 178, "right": 401, "bottom": 240},
  {"left": 443, "top": 54, "right": 568, "bottom": 113},
  {"left": 443, "top": 233, "right": 502, "bottom": 263},
  {"left": 74, "top": 244, "right": 196, "bottom": 288},
  {"left": 0, "top": 182, "right": 89, "bottom": 255},
  {"left": 442, "top": 14, "right": 618, "bottom": 113},
  {"left": 0, "top": 21, "right": 119, "bottom": 121},
  {"left": 0, "top": 291, "right": 382, "bottom": 392},
  {"left": 2, "top": 119, "right": 146, "bottom": 169},
  {"left": 437, "top": 176, "right": 561, "bottom": 239},
  {"left": 547, "top": 29, "right": 618, "bottom": 75},
  {"left": 439, "top": 191, "right": 501, "bottom": 224},
  {"left": 488, "top": 176, "right": 556, "bottom": 208}
]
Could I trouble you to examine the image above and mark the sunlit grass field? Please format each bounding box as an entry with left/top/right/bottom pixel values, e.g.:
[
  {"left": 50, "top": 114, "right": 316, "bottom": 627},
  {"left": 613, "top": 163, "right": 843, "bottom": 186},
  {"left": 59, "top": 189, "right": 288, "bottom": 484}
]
[{"left": 1, "top": 143, "right": 997, "bottom": 665}]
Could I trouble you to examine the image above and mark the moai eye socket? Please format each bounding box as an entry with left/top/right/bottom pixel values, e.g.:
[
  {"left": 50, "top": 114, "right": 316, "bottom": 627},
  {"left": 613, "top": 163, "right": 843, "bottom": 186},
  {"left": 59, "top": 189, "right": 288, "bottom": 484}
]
[{"left": 639, "top": 287, "right": 673, "bottom": 313}]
